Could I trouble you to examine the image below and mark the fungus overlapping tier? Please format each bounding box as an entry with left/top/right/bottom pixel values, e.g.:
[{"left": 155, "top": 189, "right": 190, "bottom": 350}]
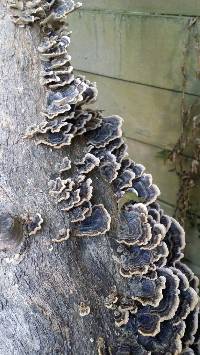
[{"left": 10, "top": 1, "right": 199, "bottom": 353}]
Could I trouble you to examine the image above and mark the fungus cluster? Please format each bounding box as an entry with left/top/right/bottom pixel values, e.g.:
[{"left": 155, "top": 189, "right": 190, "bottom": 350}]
[
  {"left": 106, "top": 202, "right": 199, "bottom": 353},
  {"left": 25, "top": 213, "right": 44, "bottom": 236},
  {"left": 79, "top": 302, "right": 91, "bottom": 317},
  {"left": 10, "top": 1, "right": 199, "bottom": 353}
]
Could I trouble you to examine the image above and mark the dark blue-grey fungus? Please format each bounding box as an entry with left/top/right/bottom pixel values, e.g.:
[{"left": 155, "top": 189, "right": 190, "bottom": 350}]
[
  {"left": 164, "top": 218, "right": 186, "bottom": 265},
  {"left": 116, "top": 203, "right": 151, "bottom": 246},
  {"left": 36, "top": 130, "right": 74, "bottom": 148},
  {"left": 182, "top": 306, "right": 199, "bottom": 349},
  {"left": 98, "top": 151, "right": 120, "bottom": 182},
  {"left": 75, "top": 153, "right": 100, "bottom": 175},
  {"left": 113, "top": 169, "right": 136, "bottom": 193},
  {"left": 138, "top": 319, "right": 185, "bottom": 354},
  {"left": 114, "top": 244, "right": 154, "bottom": 277},
  {"left": 128, "top": 174, "right": 160, "bottom": 205},
  {"left": 123, "top": 275, "right": 166, "bottom": 307},
  {"left": 26, "top": 213, "right": 43, "bottom": 236},
  {"left": 69, "top": 201, "right": 92, "bottom": 223},
  {"left": 72, "top": 204, "right": 111, "bottom": 237},
  {"left": 86, "top": 115, "right": 123, "bottom": 148}
]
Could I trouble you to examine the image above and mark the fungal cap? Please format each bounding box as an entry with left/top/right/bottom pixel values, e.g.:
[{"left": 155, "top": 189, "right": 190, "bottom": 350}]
[
  {"left": 52, "top": 228, "right": 70, "bottom": 243},
  {"left": 79, "top": 302, "right": 90, "bottom": 317},
  {"left": 27, "top": 213, "right": 44, "bottom": 236},
  {"left": 72, "top": 204, "right": 111, "bottom": 237}
]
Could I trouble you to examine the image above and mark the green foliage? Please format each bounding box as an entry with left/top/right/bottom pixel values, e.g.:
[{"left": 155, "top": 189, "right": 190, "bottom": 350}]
[{"left": 156, "top": 149, "right": 172, "bottom": 163}]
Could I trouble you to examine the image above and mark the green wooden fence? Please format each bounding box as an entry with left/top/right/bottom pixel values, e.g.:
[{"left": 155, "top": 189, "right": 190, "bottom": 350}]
[
  {"left": 84, "top": 0, "right": 200, "bottom": 16},
  {"left": 70, "top": 0, "right": 200, "bottom": 275}
]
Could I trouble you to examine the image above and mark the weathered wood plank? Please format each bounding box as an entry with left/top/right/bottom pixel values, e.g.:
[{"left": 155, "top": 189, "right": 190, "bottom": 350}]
[
  {"left": 71, "top": 11, "right": 200, "bottom": 95},
  {"left": 76, "top": 71, "right": 197, "bottom": 150},
  {"left": 126, "top": 138, "right": 179, "bottom": 206},
  {"left": 127, "top": 139, "right": 200, "bottom": 214},
  {"left": 83, "top": 0, "right": 200, "bottom": 16}
]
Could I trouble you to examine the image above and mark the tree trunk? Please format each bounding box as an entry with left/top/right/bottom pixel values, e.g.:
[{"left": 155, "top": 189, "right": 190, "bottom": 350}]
[
  {"left": 0, "top": 2, "right": 119, "bottom": 354},
  {"left": 0, "top": 2, "right": 199, "bottom": 355}
]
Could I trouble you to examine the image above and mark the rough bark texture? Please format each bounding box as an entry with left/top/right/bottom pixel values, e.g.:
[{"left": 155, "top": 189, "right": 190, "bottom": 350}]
[
  {"left": 0, "top": 2, "right": 199, "bottom": 355},
  {"left": 0, "top": 2, "right": 120, "bottom": 354}
]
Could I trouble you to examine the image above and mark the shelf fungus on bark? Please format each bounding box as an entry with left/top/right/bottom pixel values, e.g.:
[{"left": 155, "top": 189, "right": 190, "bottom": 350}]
[
  {"left": 55, "top": 156, "right": 71, "bottom": 173},
  {"left": 111, "top": 161, "right": 160, "bottom": 203},
  {"left": 113, "top": 168, "right": 136, "bottom": 193},
  {"left": 121, "top": 158, "right": 146, "bottom": 179},
  {"left": 172, "top": 268, "right": 199, "bottom": 323},
  {"left": 114, "top": 243, "right": 168, "bottom": 278},
  {"left": 40, "top": 1, "right": 82, "bottom": 27},
  {"left": 116, "top": 203, "right": 152, "bottom": 246},
  {"left": 78, "top": 302, "right": 91, "bottom": 317},
  {"left": 68, "top": 201, "right": 92, "bottom": 223},
  {"left": 107, "top": 198, "right": 199, "bottom": 352},
  {"left": 176, "top": 261, "right": 199, "bottom": 292},
  {"left": 10, "top": 0, "right": 82, "bottom": 26},
  {"left": 52, "top": 228, "right": 70, "bottom": 243},
  {"left": 25, "top": 213, "right": 44, "bottom": 236},
  {"left": 71, "top": 204, "right": 111, "bottom": 237},
  {"left": 25, "top": 117, "right": 73, "bottom": 138},
  {"left": 57, "top": 177, "right": 93, "bottom": 211},
  {"left": 115, "top": 332, "right": 150, "bottom": 355},
  {"left": 98, "top": 152, "right": 121, "bottom": 183},
  {"left": 86, "top": 115, "right": 123, "bottom": 148},
  {"left": 35, "top": 130, "right": 74, "bottom": 148},
  {"left": 10, "top": 0, "right": 199, "bottom": 353},
  {"left": 138, "top": 320, "right": 186, "bottom": 354},
  {"left": 128, "top": 174, "right": 160, "bottom": 206},
  {"left": 118, "top": 276, "right": 166, "bottom": 308},
  {"left": 74, "top": 153, "right": 100, "bottom": 175},
  {"left": 39, "top": 35, "right": 71, "bottom": 60},
  {"left": 165, "top": 218, "right": 186, "bottom": 265},
  {"left": 48, "top": 177, "right": 74, "bottom": 196}
]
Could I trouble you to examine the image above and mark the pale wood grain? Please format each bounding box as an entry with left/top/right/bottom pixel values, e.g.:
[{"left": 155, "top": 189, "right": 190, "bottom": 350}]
[
  {"left": 84, "top": 0, "right": 200, "bottom": 17},
  {"left": 71, "top": 10, "right": 200, "bottom": 95},
  {"left": 76, "top": 71, "right": 196, "bottom": 150}
]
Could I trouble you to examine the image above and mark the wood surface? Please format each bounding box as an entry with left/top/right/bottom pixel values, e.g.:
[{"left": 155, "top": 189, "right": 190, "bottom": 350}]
[
  {"left": 71, "top": 10, "right": 200, "bottom": 95},
  {"left": 74, "top": 70, "right": 186, "bottom": 149},
  {"left": 0, "top": 3, "right": 120, "bottom": 353},
  {"left": 84, "top": 0, "right": 200, "bottom": 16},
  {"left": 0, "top": 2, "right": 199, "bottom": 352}
]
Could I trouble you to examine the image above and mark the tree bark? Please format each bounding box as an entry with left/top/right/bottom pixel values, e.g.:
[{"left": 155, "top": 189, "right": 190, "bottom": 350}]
[
  {"left": 0, "top": 2, "right": 119, "bottom": 354},
  {"left": 0, "top": 2, "right": 199, "bottom": 355}
]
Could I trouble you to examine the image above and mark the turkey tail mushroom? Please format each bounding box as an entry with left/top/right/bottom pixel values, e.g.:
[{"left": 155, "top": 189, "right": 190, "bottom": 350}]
[{"left": 10, "top": 1, "right": 199, "bottom": 354}]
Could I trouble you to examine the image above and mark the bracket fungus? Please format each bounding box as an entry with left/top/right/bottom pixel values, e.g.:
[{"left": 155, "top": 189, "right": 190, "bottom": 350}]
[
  {"left": 25, "top": 213, "right": 44, "bottom": 236},
  {"left": 71, "top": 204, "right": 111, "bottom": 237},
  {"left": 10, "top": 0, "right": 199, "bottom": 353},
  {"left": 86, "top": 115, "right": 123, "bottom": 148},
  {"left": 55, "top": 156, "right": 71, "bottom": 173},
  {"left": 75, "top": 153, "right": 100, "bottom": 175},
  {"left": 79, "top": 302, "right": 91, "bottom": 317},
  {"left": 52, "top": 228, "right": 70, "bottom": 243}
]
